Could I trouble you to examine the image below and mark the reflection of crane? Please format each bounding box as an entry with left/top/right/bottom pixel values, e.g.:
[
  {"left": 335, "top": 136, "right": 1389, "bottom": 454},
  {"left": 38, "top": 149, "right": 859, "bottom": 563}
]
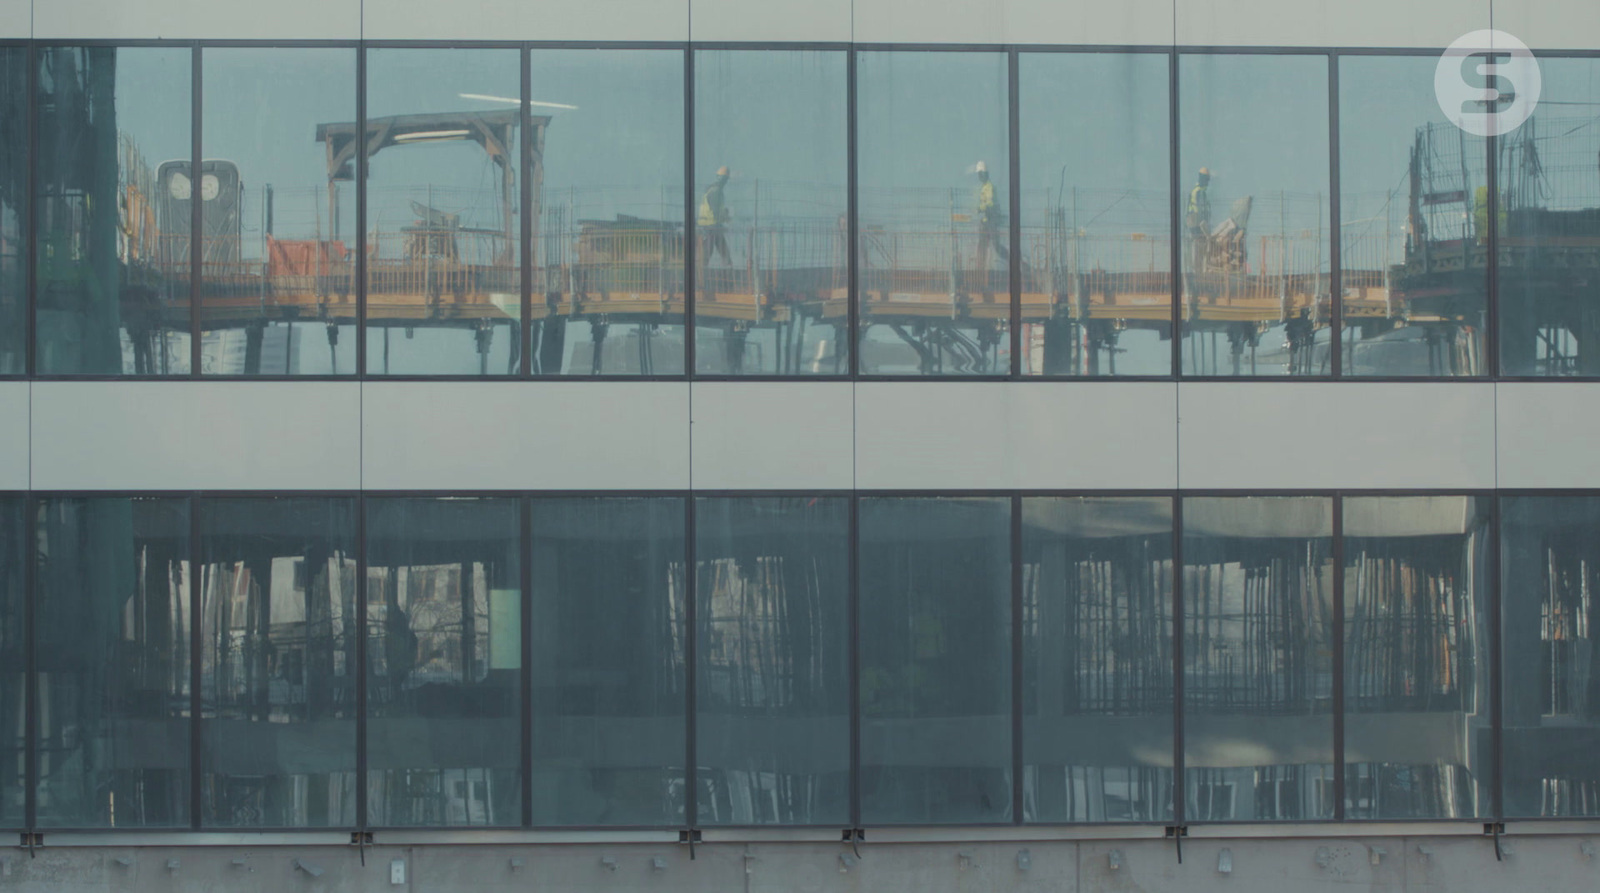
[{"left": 315, "top": 109, "right": 542, "bottom": 268}]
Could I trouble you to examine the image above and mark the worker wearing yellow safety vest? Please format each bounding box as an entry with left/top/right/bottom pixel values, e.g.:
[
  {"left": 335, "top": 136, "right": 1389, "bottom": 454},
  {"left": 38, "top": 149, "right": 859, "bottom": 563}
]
[
  {"left": 974, "top": 160, "right": 1011, "bottom": 279},
  {"left": 698, "top": 165, "right": 732, "bottom": 267},
  {"left": 1186, "top": 167, "right": 1212, "bottom": 271}
]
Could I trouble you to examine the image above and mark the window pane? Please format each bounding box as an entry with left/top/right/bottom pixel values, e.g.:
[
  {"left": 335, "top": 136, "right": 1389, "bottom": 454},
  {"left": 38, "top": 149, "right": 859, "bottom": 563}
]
[
  {"left": 529, "top": 497, "right": 685, "bottom": 825},
  {"left": 199, "top": 498, "right": 357, "bottom": 827},
  {"left": 1179, "top": 54, "right": 1329, "bottom": 376},
  {"left": 199, "top": 48, "right": 357, "bottom": 375},
  {"left": 1182, "top": 497, "right": 1334, "bottom": 822},
  {"left": 1344, "top": 495, "right": 1490, "bottom": 819},
  {"left": 365, "top": 497, "right": 520, "bottom": 826},
  {"left": 1340, "top": 55, "right": 1487, "bottom": 377},
  {"left": 693, "top": 50, "right": 848, "bottom": 376},
  {"left": 529, "top": 50, "right": 685, "bottom": 376},
  {"left": 1502, "top": 496, "right": 1600, "bottom": 817},
  {"left": 364, "top": 49, "right": 521, "bottom": 376},
  {"left": 857, "top": 52, "right": 1011, "bottom": 376},
  {"left": 36, "top": 497, "right": 190, "bottom": 827},
  {"left": 1020, "top": 52, "right": 1172, "bottom": 376},
  {"left": 859, "top": 496, "right": 1011, "bottom": 823},
  {"left": 695, "top": 496, "right": 849, "bottom": 825},
  {"left": 1023, "top": 497, "right": 1173, "bottom": 823},
  {"left": 1498, "top": 57, "right": 1600, "bottom": 376},
  {"left": 0, "top": 48, "right": 23, "bottom": 374},
  {"left": 36, "top": 47, "right": 192, "bottom": 374},
  {"left": 0, "top": 499, "right": 22, "bottom": 822}
]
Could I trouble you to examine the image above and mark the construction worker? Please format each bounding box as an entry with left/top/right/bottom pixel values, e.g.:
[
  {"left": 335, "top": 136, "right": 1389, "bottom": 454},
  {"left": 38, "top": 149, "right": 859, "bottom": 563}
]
[
  {"left": 698, "top": 165, "right": 732, "bottom": 267},
  {"left": 1186, "top": 167, "right": 1212, "bottom": 271},
  {"left": 974, "top": 160, "right": 1010, "bottom": 276}
]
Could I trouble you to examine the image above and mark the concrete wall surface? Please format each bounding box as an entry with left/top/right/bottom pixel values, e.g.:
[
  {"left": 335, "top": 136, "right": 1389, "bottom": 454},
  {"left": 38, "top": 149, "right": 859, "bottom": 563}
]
[{"left": 0, "top": 835, "right": 1593, "bottom": 893}]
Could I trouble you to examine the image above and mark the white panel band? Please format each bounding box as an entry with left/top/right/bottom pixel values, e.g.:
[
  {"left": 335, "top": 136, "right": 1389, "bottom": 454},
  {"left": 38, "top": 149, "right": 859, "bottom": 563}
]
[
  {"left": 855, "top": 382, "right": 1178, "bottom": 490},
  {"left": 1178, "top": 382, "right": 1496, "bottom": 490},
  {"left": 31, "top": 382, "right": 361, "bottom": 491},
  {"left": 361, "top": 382, "right": 690, "bottom": 491}
]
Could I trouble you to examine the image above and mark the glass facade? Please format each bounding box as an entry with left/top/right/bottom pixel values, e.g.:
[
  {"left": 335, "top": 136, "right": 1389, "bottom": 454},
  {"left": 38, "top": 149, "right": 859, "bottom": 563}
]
[
  {"left": 1180, "top": 54, "right": 1330, "bottom": 376},
  {"left": 857, "top": 52, "right": 1012, "bottom": 376},
  {"left": 858, "top": 496, "right": 1011, "bottom": 823},
  {"left": 0, "top": 48, "right": 23, "bottom": 375},
  {"left": 695, "top": 496, "right": 849, "bottom": 825},
  {"left": 199, "top": 48, "right": 358, "bottom": 375},
  {"left": 1022, "top": 496, "right": 1173, "bottom": 822},
  {"left": 1344, "top": 495, "right": 1490, "bottom": 820},
  {"left": 1501, "top": 496, "right": 1600, "bottom": 817},
  {"left": 364, "top": 49, "right": 522, "bottom": 376},
  {"left": 35, "top": 47, "right": 192, "bottom": 375},
  {"left": 527, "top": 497, "right": 686, "bottom": 825},
  {"left": 529, "top": 49, "right": 685, "bottom": 376},
  {"left": 1019, "top": 53, "right": 1172, "bottom": 376},
  {"left": 198, "top": 497, "right": 357, "bottom": 828},
  {"left": 693, "top": 50, "right": 849, "bottom": 376},
  {"left": 1183, "top": 496, "right": 1334, "bottom": 822},
  {"left": 364, "top": 497, "right": 521, "bottom": 826},
  {"left": 0, "top": 43, "right": 1592, "bottom": 380},
  {"left": 1340, "top": 55, "right": 1487, "bottom": 377},
  {"left": 0, "top": 491, "right": 1594, "bottom": 828},
  {"left": 1498, "top": 57, "right": 1600, "bottom": 376},
  {"left": 35, "top": 497, "right": 190, "bottom": 828}
]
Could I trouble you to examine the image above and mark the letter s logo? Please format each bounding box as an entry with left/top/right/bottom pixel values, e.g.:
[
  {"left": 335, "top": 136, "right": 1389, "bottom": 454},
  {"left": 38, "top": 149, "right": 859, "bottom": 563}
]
[{"left": 1436, "top": 31, "right": 1541, "bottom": 137}]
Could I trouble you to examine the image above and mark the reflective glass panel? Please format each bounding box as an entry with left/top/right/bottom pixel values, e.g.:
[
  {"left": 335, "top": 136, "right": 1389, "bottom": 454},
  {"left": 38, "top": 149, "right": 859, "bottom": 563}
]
[
  {"left": 1340, "top": 55, "right": 1487, "bottom": 376},
  {"left": 365, "top": 497, "right": 520, "bottom": 826},
  {"left": 0, "top": 48, "right": 23, "bottom": 373},
  {"left": 1023, "top": 497, "right": 1174, "bottom": 823},
  {"left": 1498, "top": 57, "right": 1600, "bottom": 376},
  {"left": 529, "top": 497, "right": 686, "bottom": 825},
  {"left": 692, "top": 50, "right": 848, "bottom": 375},
  {"left": 1179, "top": 54, "right": 1329, "bottom": 376},
  {"left": 857, "top": 52, "right": 1011, "bottom": 376},
  {"left": 35, "top": 497, "right": 190, "bottom": 827},
  {"left": 0, "top": 500, "right": 21, "bottom": 822},
  {"left": 859, "top": 496, "right": 1011, "bottom": 823},
  {"left": 199, "top": 48, "right": 357, "bottom": 375},
  {"left": 1344, "top": 495, "right": 1490, "bottom": 819},
  {"left": 364, "top": 49, "right": 521, "bottom": 375},
  {"left": 199, "top": 498, "right": 357, "bottom": 827},
  {"left": 1019, "top": 52, "right": 1172, "bottom": 376},
  {"left": 1502, "top": 496, "right": 1600, "bottom": 817},
  {"left": 695, "top": 496, "right": 849, "bottom": 825},
  {"left": 1182, "top": 497, "right": 1334, "bottom": 822},
  {"left": 528, "top": 50, "right": 685, "bottom": 375},
  {"left": 36, "top": 47, "right": 192, "bottom": 374}
]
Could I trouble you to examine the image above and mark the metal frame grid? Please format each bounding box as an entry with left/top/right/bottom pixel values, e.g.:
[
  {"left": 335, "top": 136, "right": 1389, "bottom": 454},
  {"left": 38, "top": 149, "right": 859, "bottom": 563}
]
[
  {"left": 2, "top": 487, "right": 1593, "bottom": 844},
  {"left": 7, "top": 42, "right": 1598, "bottom": 382}
]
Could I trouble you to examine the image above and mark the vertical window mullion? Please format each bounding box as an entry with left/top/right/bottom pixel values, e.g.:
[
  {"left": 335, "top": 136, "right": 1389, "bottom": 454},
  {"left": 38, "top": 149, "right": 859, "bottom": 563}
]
[
  {"left": 1009, "top": 494, "right": 1023, "bottom": 823},
  {"left": 355, "top": 46, "right": 368, "bottom": 379},
  {"left": 1007, "top": 51, "right": 1021, "bottom": 378},
  {"left": 1332, "top": 493, "right": 1346, "bottom": 819},
  {"left": 520, "top": 46, "right": 533, "bottom": 377},
  {"left": 190, "top": 46, "right": 202, "bottom": 378},
  {"left": 188, "top": 495, "right": 202, "bottom": 828},
  {"left": 1171, "top": 493, "right": 1185, "bottom": 826},
  {"left": 1168, "top": 51, "right": 1182, "bottom": 380},
  {"left": 1328, "top": 53, "right": 1342, "bottom": 378},
  {"left": 683, "top": 48, "right": 696, "bottom": 380},
  {"left": 354, "top": 492, "right": 368, "bottom": 833}
]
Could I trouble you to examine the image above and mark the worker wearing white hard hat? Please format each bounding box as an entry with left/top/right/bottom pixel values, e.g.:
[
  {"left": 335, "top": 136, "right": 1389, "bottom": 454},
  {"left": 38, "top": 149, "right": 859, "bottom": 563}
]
[{"left": 974, "top": 160, "right": 1010, "bottom": 292}]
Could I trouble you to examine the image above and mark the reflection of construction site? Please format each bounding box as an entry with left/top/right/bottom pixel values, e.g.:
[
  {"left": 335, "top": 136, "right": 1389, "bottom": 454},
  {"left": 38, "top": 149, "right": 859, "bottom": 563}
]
[{"left": 55, "top": 56, "right": 1600, "bottom": 376}]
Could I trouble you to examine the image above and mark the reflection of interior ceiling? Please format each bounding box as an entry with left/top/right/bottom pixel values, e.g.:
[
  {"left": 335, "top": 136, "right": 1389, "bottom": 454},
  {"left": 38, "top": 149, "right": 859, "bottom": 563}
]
[{"left": 1021, "top": 497, "right": 1171, "bottom": 538}]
